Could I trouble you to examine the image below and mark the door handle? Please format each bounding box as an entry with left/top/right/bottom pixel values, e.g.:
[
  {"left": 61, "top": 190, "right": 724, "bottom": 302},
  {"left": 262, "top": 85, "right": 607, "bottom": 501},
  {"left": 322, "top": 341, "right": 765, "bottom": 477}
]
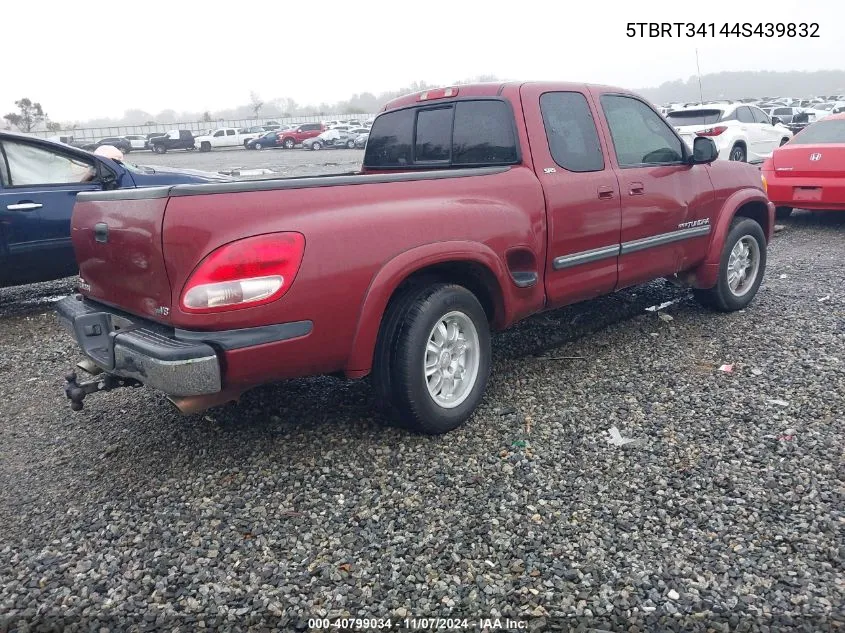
[
  {"left": 6, "top": 202, "right": 42, "bottom": 211},
  {"left": 629, "top": 182, "right": 645, "bottom": 195},
  {"left": 597, "top": 186, "right": 614, "bottom": 200}
]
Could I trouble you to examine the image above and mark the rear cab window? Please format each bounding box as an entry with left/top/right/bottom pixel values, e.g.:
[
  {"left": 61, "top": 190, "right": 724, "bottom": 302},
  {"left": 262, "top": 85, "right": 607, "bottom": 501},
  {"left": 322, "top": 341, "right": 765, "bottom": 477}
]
[{"left": 364, "top": 99, "right": 519, "bottom": 169}]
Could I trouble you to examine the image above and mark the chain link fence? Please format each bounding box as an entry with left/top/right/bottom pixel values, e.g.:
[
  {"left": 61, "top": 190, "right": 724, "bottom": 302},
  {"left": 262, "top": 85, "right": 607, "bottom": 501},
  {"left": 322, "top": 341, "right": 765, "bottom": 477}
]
[{"left": 25, "top": 114, "right": 379, "bottom": 141}]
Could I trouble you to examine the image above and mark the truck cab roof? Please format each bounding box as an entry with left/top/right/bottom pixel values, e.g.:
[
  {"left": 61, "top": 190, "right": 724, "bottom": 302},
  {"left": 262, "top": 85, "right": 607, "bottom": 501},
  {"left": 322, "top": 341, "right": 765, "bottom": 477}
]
[{"left": 381, "top": 81, "right": 628, "bottom": 112}]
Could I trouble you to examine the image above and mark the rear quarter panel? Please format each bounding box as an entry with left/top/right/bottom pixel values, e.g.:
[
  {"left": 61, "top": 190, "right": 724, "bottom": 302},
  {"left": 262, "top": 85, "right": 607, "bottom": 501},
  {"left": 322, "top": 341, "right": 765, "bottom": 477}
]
[{"left": 161, "top": 167, "right": 547, "bottom": 378}]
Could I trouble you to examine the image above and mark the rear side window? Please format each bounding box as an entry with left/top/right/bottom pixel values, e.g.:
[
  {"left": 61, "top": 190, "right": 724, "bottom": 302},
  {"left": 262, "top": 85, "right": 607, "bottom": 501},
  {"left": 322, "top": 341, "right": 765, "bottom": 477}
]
[
  {"left": 364, "top": 99, "right": 518, "bottom": 168},
  {"left": 539, "top": 92, "right": 604, "bottom": 172}
]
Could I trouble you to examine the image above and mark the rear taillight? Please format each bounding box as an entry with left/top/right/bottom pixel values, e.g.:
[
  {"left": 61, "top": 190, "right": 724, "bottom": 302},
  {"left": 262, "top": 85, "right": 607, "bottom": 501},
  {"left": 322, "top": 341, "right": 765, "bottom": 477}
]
[
  {"left": 180, "top": 232, "right": 305, "bottom": 313},
  {"left": 696, "top": 126, "right": 728, "bottom": 137}
]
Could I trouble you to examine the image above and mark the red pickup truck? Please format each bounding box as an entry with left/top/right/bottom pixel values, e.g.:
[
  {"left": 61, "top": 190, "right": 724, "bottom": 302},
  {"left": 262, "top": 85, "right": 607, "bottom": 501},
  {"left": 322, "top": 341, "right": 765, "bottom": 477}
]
[{"left": 58, "top": 81, "right": 774, "bottom": 434}]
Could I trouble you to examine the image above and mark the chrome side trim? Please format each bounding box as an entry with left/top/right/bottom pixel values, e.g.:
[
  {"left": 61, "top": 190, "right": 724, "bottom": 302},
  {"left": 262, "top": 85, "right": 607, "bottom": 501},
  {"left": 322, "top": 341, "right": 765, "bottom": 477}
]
[
  {"left": 552, "top": 225, "right": 712, "bottom": 270},
  {"left": 553, "top": 244, "right": 620, "bottom": 270},
  {"left": 620, "top": 225, "right": 711, "bottom": 255}
]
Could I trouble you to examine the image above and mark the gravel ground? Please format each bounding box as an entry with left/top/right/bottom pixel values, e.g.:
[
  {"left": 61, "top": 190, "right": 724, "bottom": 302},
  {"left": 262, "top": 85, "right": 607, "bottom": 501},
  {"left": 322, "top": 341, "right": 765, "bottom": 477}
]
[{"left": 0, "top": 209, "right": 843, "bottom": 632}]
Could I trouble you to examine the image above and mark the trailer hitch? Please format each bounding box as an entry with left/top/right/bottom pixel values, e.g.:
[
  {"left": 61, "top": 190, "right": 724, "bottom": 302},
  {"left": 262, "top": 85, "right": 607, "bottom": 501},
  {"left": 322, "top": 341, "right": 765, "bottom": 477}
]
[{"left": 63, "top": 370, "right": 142, "bottom": 411}]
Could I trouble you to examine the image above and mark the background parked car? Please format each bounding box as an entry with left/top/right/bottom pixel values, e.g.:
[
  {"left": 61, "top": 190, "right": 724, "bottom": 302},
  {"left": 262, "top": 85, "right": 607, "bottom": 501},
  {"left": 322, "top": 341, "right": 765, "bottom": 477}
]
[
  {"left": 302, "top": 128, "right": 359, "bottom": 150},
  {"left": 194, "top": 127, "right": 258, "bottom": 151},
  {"left": 123, "top": 135, "right": 148, "bottom": 150},
  {"left": 149, "top": 130, "right": 197, "bottom": 154},
  {"left": 0, "top": 132, "right": 230, "bottom": 289},
  {"left": 278, "top": 123, "right": 324, "bottom": 149},
  {"left": 245, "top": 130, "right": 285, "bottom": 150},
  {"left": 83, "top": 137, "right": 132, "bottom": 154},
  {"left": 667, "top": 102, "right": 791, "bottom": 162},
  {"left": 353, "top": 132, "right": 369, "bottom": 149}
]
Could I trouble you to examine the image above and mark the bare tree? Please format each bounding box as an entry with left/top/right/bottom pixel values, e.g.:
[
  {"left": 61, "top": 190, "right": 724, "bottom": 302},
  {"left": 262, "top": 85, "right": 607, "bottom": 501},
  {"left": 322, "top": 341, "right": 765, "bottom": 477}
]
[
  {"left": 3, "top": 98, "right": 47, "bottom": 132},
  {"left": 250, "top": 91, "right": 264, "bottom": 117}
]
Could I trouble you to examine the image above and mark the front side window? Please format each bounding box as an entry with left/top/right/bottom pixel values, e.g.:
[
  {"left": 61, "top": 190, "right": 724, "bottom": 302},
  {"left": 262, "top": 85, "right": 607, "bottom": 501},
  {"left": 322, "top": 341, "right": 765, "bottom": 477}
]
[
  {"left": 213, "top": 130, "right": 224, "bottom": 137},
  {"left": 737, "top": 107, "right": 755, "bottom": 124},
  {"left": 539, "top": 91, "right": 604, "bottom": 172},
  {"left": 750, "top": 107, "right": 770, "bottom": 125},
  {"left": 601, "top": 95, "right": 684, "bottom": 167},
  {"left": 1, "top": 140, "right": 95, "bottom": 186},
  {"left": 226, "top": 129, "right": 235, "bottom": 136}
]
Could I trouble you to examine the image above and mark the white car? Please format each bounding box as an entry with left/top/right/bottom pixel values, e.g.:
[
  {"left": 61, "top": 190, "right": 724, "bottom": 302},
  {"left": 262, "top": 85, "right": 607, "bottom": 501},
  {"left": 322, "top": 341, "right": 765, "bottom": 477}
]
[
  {"left": 193, "top": 127, "right": 259, "bottom": 151},
  {"left": 666, "top": 102, "right": 792, "bottom": 163},
  {"left": 123, "top": 135, "right": 148, "bottom": 150}
]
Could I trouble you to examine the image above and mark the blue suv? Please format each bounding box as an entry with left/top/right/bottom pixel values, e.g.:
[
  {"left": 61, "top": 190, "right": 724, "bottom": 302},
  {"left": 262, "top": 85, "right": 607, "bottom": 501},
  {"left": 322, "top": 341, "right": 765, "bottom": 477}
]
[{"left": 0, "top": 132, "right": 231, "bottom": 288}]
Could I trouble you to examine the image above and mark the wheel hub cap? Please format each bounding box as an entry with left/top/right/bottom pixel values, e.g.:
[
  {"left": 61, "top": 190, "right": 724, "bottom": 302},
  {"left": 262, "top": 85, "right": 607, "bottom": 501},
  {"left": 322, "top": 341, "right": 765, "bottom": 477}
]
[
  {"left": 727, "top": 236, "right": 760, "bottom": 296},
  {"left": 424, "top": 311, "right": 480, "bottom": 409}
]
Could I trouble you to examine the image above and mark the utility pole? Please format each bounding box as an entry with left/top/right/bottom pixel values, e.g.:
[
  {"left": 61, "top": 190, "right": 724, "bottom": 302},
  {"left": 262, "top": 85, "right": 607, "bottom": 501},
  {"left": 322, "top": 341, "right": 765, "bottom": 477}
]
[{"left": 696, "top": 49, "right": 704, "bottom": 103}]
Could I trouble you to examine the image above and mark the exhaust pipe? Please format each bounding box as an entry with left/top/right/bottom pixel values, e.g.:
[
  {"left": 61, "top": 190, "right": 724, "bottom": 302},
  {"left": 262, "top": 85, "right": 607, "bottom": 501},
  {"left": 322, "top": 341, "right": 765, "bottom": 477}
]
[{"left": 167, "top": 387, "right": 246, "bottom": 416}]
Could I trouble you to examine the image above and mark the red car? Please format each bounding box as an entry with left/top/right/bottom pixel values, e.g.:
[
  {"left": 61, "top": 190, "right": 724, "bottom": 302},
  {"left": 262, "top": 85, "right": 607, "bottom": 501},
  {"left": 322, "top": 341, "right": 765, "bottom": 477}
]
[
  {"left": 277, "top": 123, "right": 325, "bottom": 149},
  {"left": 762, "top": 112, "right": 845, "bottom": 218},
  {"left": 58, "top": 81, "right": 773, "bottom": 434}
]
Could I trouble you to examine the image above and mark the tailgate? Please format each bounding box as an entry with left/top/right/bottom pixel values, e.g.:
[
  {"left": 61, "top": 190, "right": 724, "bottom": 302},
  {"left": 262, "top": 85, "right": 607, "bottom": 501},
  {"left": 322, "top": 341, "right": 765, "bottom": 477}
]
[{"left": 71, "top": 188, "right": 173, "bottom": 324}]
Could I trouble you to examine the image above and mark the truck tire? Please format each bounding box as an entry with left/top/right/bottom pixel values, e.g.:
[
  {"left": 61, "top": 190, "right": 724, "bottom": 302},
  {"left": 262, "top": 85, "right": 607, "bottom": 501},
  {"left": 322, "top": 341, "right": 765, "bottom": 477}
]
[
  {"left": 775, "top": 206, "right": 793, "bottom": 219},
  {"left": 373, "top": 283, "right": 491, "bottom": 435},
  {"left": 283, "top": 138, "right": 295, "bottom": 149},
  {"left": 693, "top": 217, "right": 767, "bottom": 312},
  {"left": 153, "top": 145, "right": 166, "bottom": 154},
  {"left": 200, "top": 142, "right": 211, "bottom": 152}
]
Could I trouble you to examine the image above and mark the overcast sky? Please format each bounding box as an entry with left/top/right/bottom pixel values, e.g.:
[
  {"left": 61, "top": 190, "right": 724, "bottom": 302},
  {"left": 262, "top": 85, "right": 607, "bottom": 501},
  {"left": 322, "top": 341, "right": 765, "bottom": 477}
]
[{"left": 2, "top": 0, "right": 841, "bottom": 121}]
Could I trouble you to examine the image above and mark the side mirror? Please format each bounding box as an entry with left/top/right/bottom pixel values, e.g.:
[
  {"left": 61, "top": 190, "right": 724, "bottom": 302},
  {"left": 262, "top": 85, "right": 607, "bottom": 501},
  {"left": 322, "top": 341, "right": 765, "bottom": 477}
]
[
  {"left": 98, "top": 164, "right": 119, "bottom": 190},
  {"left": 691, "top": 136, "right": 718, "bottom": 164},
  {"left": 772, "top": 116, "right": 782, "bottom": 125}
]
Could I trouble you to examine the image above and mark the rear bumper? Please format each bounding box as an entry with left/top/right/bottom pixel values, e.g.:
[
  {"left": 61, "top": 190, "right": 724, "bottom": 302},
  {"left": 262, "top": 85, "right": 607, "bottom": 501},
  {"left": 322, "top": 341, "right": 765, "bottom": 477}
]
[
  {"left": 56, "top": 295, "right": 312, "bottom": 397},
  {"left": 764, "top": 172, "right": 845, "bottom": 210}
]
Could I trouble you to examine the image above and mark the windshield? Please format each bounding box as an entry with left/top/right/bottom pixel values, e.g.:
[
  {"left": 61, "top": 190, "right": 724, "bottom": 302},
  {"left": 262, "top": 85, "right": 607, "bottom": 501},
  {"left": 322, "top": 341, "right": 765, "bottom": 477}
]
[
  {"left": 788, "top": 120, "right": 845, "bottom": 144},
  {"left": 666, "top": 109, "right": 723, "bottom": 126}
]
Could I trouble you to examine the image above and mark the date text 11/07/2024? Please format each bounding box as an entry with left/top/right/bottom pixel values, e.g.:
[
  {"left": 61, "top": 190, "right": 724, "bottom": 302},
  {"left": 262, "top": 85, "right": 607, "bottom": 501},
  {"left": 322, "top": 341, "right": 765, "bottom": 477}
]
[
  {"left": 626, "top": 22, "right": 819, "bottom": 38},
  {"left": 307, "top": 617, "right": 527, "bottom": 631}
]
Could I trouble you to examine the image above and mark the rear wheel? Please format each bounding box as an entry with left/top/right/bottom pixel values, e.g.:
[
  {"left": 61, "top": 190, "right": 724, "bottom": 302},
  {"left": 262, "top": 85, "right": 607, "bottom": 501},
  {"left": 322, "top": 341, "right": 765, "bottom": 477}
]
[
  {"left": 200, "top": 142, "right": 211, "bottom": 152},
  {"left": 346, "top": 139, "right": 355, "bottom": 149},
  {"left": 775, "top": 206, "right": 793, "bottom": 219},
  {"left": 693, "top": 217, "right": 766, "bottom": 312},
  {"left": 255, "top": 142, "right": 263, "bottom": 150},
  {"left": 311, "top": 141, "right": 322, "bottom": 151},
  {"left": 779, "top": 137, "right": 790, "bottom": 146},
  {"left": 283, "top": 138, "right": 295, "bottom": 149},
  {"left": 372, "top": 283, "right": 491, "bottom": 435},
  {"left": 729, "top": 144, "right": 747, "bottom": 162}
]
